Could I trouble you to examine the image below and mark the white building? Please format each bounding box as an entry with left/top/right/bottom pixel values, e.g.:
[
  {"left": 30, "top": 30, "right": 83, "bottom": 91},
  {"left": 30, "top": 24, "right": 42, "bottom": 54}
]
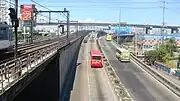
[{"left": 0, "top": 0, "right": 15, "bottom": 25}]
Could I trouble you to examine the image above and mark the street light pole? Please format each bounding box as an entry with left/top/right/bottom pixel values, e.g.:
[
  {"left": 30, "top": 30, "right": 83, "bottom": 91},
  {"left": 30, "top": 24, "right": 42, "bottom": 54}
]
[{"left": 117, "top": 8, "right": 121, "bottom": 44}]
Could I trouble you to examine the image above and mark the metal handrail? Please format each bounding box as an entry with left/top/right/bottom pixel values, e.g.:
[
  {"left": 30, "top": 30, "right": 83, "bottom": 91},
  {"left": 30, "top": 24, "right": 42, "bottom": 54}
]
[
  {"left": 0, "top": 36, "right": 81, "bottom": 95},
  {"left": 0, "top": 42, "right": 59, "bottom": 94},
  {"left": 0, "top": 35, "right": 75, "bottom": 64}
]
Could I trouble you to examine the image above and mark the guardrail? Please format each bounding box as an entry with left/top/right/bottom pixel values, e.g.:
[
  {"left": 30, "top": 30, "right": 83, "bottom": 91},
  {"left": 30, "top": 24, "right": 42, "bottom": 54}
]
[
  {"left": 0, "top": 35, "right": 81, "bottom": 96},
  {"left": 175, "top": 70, "right": 180, "bottom": 77},
  {"left": 0, "top": 41, "right": 59, "bottom": 95},
  {"left": 119, "top": 42, "right": 180, "bottom": 79},
  {"left": 118, "top": 42, "right": 180, "bottom": 97},
  {"left": 154, "top": 62, "right": 180, "bottom": 79},
  {"left": 154, "top": 62, "right": 171, "bottom": 74},
  {"left": 96, "top": 39, "right": 132, "bottom": 101}
]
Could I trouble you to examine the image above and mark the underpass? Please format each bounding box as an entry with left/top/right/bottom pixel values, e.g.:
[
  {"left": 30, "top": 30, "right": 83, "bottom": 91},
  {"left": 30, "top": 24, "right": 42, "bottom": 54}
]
[
  {"left": 70, "top": 33, "right": 118, "bottom": 101},
  {"left": 98, "top": 36, "right": 180, "bottom": 101}
]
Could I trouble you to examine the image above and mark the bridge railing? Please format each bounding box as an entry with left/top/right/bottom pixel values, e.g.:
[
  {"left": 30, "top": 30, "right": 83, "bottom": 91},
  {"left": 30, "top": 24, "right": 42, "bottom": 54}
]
[{"left": 0, "top": 40, "right": 61, "bottom": 94}]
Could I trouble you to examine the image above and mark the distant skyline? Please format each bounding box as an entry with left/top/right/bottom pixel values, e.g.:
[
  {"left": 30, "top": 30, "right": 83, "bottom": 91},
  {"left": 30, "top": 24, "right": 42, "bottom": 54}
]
[{"left": 17, "top": 0, "right": 180, "bottom": 25}]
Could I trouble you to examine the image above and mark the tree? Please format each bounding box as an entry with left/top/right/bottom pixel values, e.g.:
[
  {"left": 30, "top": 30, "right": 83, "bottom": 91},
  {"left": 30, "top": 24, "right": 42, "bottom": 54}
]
[
  {"left": 144, "top": 37, "right": 177, "bottom": 65},
  {"left": 166, "top": 37, "right": 177, "bottom": 57},
  {"left": 162, "top": 54, "right": 171, "bottom": 63},
  {"left": 157, "top": 43, "right": 168, "bottom": 62},
  {"left": 144, "top": 50, "right": 158, "bottom": 65}
]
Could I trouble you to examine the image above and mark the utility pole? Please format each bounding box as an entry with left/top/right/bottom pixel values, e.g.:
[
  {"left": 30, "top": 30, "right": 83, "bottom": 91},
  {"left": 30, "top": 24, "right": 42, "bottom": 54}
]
[
  {"left": 65, "top": 8, "right": 70, "bottom": 40},
  {"left": 14, "top": 0, "right": 18, "bottom": 59},
  {"left": 30, "top": 11, "right": 33, "bottom": 43},
  {"left": 8, "top": 0, "right": 19, "bottom": 78},
  {"left": 117, "top": 8, "right": 121, "bottom": 44},
  {"left": 162, "top": 0, "right": 165, "bottom": 43}
]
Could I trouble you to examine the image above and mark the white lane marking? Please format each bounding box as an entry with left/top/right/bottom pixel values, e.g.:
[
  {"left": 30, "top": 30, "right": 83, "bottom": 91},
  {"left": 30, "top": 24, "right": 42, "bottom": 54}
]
[
  {"left": 98, "top": 39, "right": 121, "bottom": 101},
  {"left": 99, "top": 38, "right": 134, "bottom": 101},
  {"left": 86, "top": 38, "right": 92, "bottom": 101},
  {"left": 87, "top": 59, "right": 92, "bottom": 101},
  {"left": 131, "top": 58, "right": 180, "bottom": 100},
  {"left": 110, "top": 39, "right": 180, "bottom": 100}
]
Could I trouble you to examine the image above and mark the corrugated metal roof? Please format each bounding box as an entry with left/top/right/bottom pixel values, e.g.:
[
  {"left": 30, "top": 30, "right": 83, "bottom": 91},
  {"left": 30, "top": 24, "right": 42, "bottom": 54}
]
[{"left": 137, "top": 34, "right": 180, "bottom": 40}]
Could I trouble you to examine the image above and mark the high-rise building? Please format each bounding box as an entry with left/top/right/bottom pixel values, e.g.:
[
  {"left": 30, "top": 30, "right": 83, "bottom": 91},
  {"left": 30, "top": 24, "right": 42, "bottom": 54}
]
[{"left": 0, "top": 0, "right": 15, "bottom": 25}]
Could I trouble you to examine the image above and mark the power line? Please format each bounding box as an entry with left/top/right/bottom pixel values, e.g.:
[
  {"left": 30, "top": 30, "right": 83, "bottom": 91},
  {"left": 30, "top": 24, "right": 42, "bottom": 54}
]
[
  {"left": 165, "top": 7, "right": 180, "bottom": 16},
  {"left": 31, "top": 0, "right": 68, "bottom": 21},
  {"left": 3, "top": 0, "right": 50, "bottom": 22},
  {"left": 43, "top": 1, "right": 163, "bottom": 4},
  {"left": 46, "top": 5, "right": 161, "bottom": 8},
  {"left": 31, "top": 0, "right": 52, "bottom": 11},
  {"left": 43, "top": 1, "right": 180, "bottom": 5}
]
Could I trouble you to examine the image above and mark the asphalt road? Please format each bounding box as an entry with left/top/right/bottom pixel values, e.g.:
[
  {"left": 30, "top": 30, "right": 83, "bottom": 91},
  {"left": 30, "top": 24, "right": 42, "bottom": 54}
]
[
  {"left": 70, "top": 33, "right": 118, "bottom": 101},
  {"left": 99, "top": 36, "right": 180, "bottom": 101}
]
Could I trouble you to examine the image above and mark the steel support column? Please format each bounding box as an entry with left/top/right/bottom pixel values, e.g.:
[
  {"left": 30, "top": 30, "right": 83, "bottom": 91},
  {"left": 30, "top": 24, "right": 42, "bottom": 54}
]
[{"left": 35, "top": 9, "right": 70, "bottom": 39}]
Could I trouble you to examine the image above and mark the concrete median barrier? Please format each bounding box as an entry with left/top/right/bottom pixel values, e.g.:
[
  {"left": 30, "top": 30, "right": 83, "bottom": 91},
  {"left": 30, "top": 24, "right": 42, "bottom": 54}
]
[{"left": 96, "top": 39, "right": 133, "bottom": 101}]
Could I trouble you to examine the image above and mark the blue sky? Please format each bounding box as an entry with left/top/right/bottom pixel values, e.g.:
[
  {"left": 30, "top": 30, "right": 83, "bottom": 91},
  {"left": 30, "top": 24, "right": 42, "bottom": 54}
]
[{"left": 18, "top": 0, "right": 180, "bottom": 25}]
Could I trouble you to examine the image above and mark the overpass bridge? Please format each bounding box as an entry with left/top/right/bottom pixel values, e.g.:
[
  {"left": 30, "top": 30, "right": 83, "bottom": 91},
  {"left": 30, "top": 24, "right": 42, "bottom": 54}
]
[
  {"left": 36, "top": 22, "right": 180, "bottom": 29},
  {"left": 36, "top": 22, "right": 180, "bottom": 33}
]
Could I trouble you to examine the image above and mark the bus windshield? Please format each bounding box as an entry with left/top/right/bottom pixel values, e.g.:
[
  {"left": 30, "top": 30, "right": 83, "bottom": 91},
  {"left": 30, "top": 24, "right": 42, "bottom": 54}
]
[{"left": 92, "top": 56, "right": 101, "bottom": 60}]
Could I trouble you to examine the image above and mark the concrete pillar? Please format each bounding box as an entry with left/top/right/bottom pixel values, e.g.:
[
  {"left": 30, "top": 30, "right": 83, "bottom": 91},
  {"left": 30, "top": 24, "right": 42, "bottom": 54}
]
[
  {"left": 145, "top": 28, "right": 148, "bottom": 34},
  {"left": 171, "top": 28, "right": 178, "bottom": 33}
]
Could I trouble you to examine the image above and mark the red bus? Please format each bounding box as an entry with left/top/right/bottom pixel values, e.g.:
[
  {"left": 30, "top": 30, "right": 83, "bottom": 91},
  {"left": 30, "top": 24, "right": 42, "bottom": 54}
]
[{"left": 90, "top": 49, "right": 103, "bottom": 67}]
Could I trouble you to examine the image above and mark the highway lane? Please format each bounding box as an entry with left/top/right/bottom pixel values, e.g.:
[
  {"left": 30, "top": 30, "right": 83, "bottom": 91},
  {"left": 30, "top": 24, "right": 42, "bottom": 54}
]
[
  {"left": 70, "top": 36, "right": 90, "bottom": 101},
  {"left": 70, "top": 34, "right": 118, "bottom": 101},
  {"left": 99, "top": 37, "right": 180, "bottom": 101},
  {"left": 89, "top": 36, "right": 118, "bottom": 101}
]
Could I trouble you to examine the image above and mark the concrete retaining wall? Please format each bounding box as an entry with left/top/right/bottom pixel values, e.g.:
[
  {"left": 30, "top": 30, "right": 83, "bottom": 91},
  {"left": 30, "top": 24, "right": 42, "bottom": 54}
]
[{"left": 58, "top": 31, "right": 91, "bottom": 101}]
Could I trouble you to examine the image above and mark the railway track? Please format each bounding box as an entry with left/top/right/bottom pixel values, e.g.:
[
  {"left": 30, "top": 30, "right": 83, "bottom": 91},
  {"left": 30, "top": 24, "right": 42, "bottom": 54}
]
[
  {"left": 17, "top": 36, "right": 61, "bottom": 49},
  {"left": 17, "top": 36, "right": 69, "bottom": 53},
  {"left": 0, "top": 35, "right": 82, "bottom": 97},
  {"left": 0, "top": 34, "right": 75, "bottom": 64}
]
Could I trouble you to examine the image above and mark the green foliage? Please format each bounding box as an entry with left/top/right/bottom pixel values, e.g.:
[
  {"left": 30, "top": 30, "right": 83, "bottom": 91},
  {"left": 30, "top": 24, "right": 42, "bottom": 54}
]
[
  {"left": 166, "top": 37, "right": 177, "bottom": 57},
  {"left": 157, "top": 43, "right": 168, "bottom": 61},
  {"left": 162, "top": 54, "right": 171, "bottom": 63},
  {"left": 144, "top": 50, "right": 158, "bottom": 64},
  {"left": 144, "top": 37, "right": 177, "bottom": 65}
]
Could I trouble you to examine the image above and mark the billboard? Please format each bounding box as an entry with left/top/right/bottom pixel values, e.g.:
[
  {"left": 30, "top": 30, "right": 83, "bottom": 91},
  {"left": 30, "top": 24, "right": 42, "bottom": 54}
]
[
  {"left": 20, "top": 4, "right": 34, "bottom": 21},
  {"left": 114, "top": 26, "right": 131, "bottom": 34}
]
